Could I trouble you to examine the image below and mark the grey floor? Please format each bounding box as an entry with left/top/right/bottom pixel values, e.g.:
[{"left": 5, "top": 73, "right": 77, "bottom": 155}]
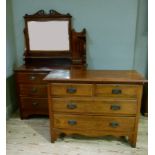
[{"left": 6, "top": 113, "right": 148, "bottom": 155}]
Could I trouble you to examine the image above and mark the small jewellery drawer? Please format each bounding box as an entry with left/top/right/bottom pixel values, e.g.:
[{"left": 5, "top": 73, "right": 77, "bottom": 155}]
[
  {"left": 54, "top": 114, "right": 135, "bottom": 132},
  {"left": 52, "top": 98, "right": 137, "bottom": 115},
  {"left": 50, "top": 83, "right": 93, "bottom": 97},
  {"left": 20, "top": 97, "right": 48, "bottom": 113},
  {"left": 16, "top": 72, "right": 47, "bottom": 84},
  {"left": 19, "top": 84, "right": 47, "bottom": 97},
  {"left": 95, "top": 84, "right": 138, "bottom": 98}
]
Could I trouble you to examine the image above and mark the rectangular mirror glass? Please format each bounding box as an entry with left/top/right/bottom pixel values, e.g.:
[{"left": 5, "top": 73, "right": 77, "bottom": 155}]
[{"left": 27, "top": 21, "right": 70, "bottom": 51}]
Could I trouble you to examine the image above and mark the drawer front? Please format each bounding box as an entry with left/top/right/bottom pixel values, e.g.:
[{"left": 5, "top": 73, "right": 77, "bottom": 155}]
[
  {"left": 54, "top": 114, "right": 135, "bottom": 131},
  {"left": 51, "top": 83, "right": 93, "bottom": 97},
  {"left": 95, "top": 84, "right": 138, "bottom": 98},
  {"left": 19, "top": 84, "right": 47, "bottom": 97},
  {"left": 16, "top": 72, "right": 48, "bottom": 84},
  {"left": 52, "top": 98, "right": 137, "bottom": 115},
  {"left": 20, "top": 97, "right": 48, "bottom": 113}
]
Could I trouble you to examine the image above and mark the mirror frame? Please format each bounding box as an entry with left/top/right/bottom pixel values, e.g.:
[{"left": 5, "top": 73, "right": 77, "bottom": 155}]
[{"left": 24, "top": 10, "right": 72, "bottom": 58}]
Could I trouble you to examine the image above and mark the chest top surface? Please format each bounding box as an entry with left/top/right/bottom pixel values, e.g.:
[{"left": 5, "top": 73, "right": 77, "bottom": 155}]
[{"left": 44, "top": 68, "right": 145, "bottom": 84}]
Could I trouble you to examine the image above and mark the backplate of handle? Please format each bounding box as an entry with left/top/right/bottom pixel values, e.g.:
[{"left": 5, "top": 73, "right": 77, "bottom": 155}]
[
  {"left": 109, "top": 122, "right": 119, "bottom": 128},
  {"left": 67, "top": 87, "right": 77, "bottom": 94},
  {"left": 68, "top": 120, "right": 77, "bottom": 125},
  {"left": 31, "top": 88, "right": 37, "bottom": 93},
  {"left": 112, "top": 89, "right": 122, "bottom": 94},
  {"left": 32, "top": 102, "right": 38, "bottom": 106},
  {"left": 29, "top": 76, "right": 36, "bottom": 80},
  {"left": 111, "top": 104, "right": 121, "bottom": 110},
  {"left": 67, "top": 103, "right": 77, "bottom": 109}
]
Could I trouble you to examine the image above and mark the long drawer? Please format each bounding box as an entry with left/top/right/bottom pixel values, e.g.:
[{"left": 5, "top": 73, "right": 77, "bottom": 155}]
[
  {"left": 16, "top": 72, "right": 48, "bottom": 84},
  {"left": 95, "top": 84, "right": 138, "bottom": 99},
  {"left": 51, "top": 98, "right": 137, "bottom": 115},
  {"left": 54, "top": 114, "right": 135, "bottom": 132},
  {"left": 19, "top": 84, "right": 48, "bottom": 97},
  {"left": 20, "top": 97, "right": 48, "bottom": 113},
  {"left": 50, "top": 83, "right": 93, "bottom": 97}
]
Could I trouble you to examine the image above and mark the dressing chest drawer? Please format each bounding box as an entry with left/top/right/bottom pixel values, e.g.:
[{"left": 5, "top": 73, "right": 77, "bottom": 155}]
[
  {"left": 54, "top": 114, "right": 135, "bottom": 132},
  {"left": 45, "top": 69, "right": 145, "bottom": 147},
  {"left": 95, "top": 84, "right": 138, "bottom": 98},
  {"left": 51, "top": 98, "right": 137, "bottom": 114},
  {"left": 20, "top": 97, "right": 48, "bottom": 114},
  {"left": 15, "top": 71, "right": 49, "bottom": 118},
  {"left": 50, "top": 83, "right": 93, "bottom": 97},
  {"left": 16, "top": 72, "right": 47, "bottom": 84}
]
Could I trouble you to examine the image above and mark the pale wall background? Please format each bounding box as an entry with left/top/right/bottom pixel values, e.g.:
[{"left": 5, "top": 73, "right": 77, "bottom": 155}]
[{"left": 6, "top": 0, "right": 148, "bottom": 118}]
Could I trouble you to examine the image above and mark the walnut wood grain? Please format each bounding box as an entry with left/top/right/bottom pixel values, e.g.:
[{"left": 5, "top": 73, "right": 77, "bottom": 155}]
[
  {"left": 53, "top": 114, "right": 135, "bottom": 131},
  {"left": 95, "top": 84, "right": 139, "bottom": 99},
  {"left": 44, "top": 69, "right": 145, "bottom": 84},
  {"left": 50, "top": 83, "right": 93, "bottom": 97},
  {"left": 51, "top": 98, "right": 137, "bottom": 115}
]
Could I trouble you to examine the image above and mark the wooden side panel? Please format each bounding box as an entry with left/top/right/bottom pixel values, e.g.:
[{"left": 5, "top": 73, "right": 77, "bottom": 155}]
[{"left": 71, "top": 29, "right": 86, "bottom": 66}]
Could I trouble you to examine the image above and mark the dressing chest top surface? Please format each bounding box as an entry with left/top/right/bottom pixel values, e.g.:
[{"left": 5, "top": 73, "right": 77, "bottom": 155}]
[{"left": 44, "top": 68, "right": 145, "bottom": 83}]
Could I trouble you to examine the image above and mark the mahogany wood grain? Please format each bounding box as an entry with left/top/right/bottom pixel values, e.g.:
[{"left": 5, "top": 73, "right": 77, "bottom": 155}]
[
  {"left": 20, "top": 97, "right": 48, "bottom": 114},
  {"left": 16, "top": 72, "right": 48, "bottom": 84},
  {"left": 19, "top": 84, "right": 47, "bottom": 97},
  {"left": 15, "top": 10, "right": 87, "bottom": 119}
]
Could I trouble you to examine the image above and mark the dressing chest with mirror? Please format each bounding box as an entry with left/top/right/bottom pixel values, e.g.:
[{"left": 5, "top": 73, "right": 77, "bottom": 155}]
[
  {"left": 15, "top": 10, "right": 86, "bottom": 119},
  {"left": 15, "top": 10, "right": 145, "bottom": 147}
]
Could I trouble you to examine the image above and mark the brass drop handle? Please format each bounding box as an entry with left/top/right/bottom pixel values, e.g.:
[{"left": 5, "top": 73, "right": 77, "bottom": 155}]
[
  {"left": 111, "top": 104, "right": 121, "bottom": 110},
  {"left": 68, "top": 120, "right": 77, "bottom": 125},
  {"left": 29, "top": 76, "right": 36, "bottom": 80},
  {"left": 31, "top": 88, "right": 37, "bottom": 93},
  {"left": 67, "top": 103, "right": 77, "bottom": 109},
  {"left": 67, "top": 87, "right": 77, "bottom": 94},
  {"left": 109, "top": 122, "right": 119, "bottom": 128},
  {"left": 32, "top": 102, "right": 38, "bottom": 106},
  {"left": 112, "top": 89, "right": 122, "bottom": 94}
]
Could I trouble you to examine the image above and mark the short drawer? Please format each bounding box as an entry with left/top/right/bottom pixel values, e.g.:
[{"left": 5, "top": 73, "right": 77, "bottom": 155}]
[
  {"left": 19, "top": 84, "right": 48, "bottom": 97},
  {"left": 16, "top": 72, "right": 48, "bottom": 84},
  {"left": 50, "top": 83, "right": 93, "bottom": 97},
  {"left": 54, "top": 114, "right": 135, "bottom": 132},
  {"left": 95, "top": 84, "right": 138, "bottom": 99},
  {"left": 20, "top": 97, "right": 48, "bottom": 114},
  {"left": 52, "top": 98, "right": 137, "bottom": 115}
]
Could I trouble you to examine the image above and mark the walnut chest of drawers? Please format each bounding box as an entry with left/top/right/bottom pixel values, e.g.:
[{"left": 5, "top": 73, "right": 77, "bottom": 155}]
[{"left": 45, "top": 69, "right": 145, "bottom": 147}]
